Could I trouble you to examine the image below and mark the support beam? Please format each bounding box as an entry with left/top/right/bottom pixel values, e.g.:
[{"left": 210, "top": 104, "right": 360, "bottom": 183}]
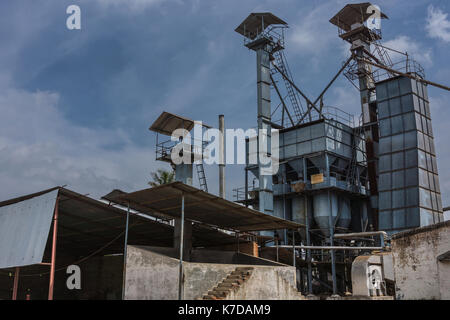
[
  {"left": 298, "top": 55, "right": 354, "bottom": 123},
  {"left": 12, "top": 267, "right": 20, "bottom": 300},
  {"left": 359, "top": 58, "right": 450, "bottom": 91},
  {"left": 219, "top": 115, "right": 226, "bottom": 199},
  {"left": 272, "top": 64, "right": 324, "bottom": 120},
  {"left": 292, "top": 230, "right": 296, "bottom": 267},
  {"left": 48, "top": 196, "right": 59, "bottom": 300},
  {"left": 305, "top": 195, "right": 313, "bottom": 294},
  {"left": 178, "top": 194, "right": 185, "bottom": 300},
  {"left": 121, "top": 203, "right": 130, "bottom": 300},
  {"left": 270, "top": 74, "right": 295, "bottom": 127},
  {"left": 327, "top": 190, "right": 337, "bottom": 295}
]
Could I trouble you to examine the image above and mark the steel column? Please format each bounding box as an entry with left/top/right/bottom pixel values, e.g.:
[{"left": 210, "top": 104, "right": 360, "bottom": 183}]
[
  {"left": 305, "top": 194, "right": 312, "bottom": 294},
  {"left": 292, "top": 230, "right": 296, "bottom": 267},
  {"left": 327, "top": 190, "right": 337, "bottom": 295},
  {"left": 48, "top": 196, "right": 59, "bottom": 300},
  {"left": 121, "top": 202, "right": 130, "bottom": 300},
  {"left": 178, "top": 194, "right": 185, "bottom": 300},
  {"left": 12, "top": 267, "right": 20, "bottom": 300}
]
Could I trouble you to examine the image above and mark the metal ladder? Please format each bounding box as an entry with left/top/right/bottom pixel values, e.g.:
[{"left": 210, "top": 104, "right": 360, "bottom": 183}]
[
  {"left": 369, "top": 31, "right": 394, "bottom": 70},
  {"left": 195, "top": 163, "right": 208, "bottom": 192},
  {"left": 346, "top": 115, "right": 365, "bottom": 191},
  {"left": 273, "top": 51, "right": 304, "bottom": 123}
]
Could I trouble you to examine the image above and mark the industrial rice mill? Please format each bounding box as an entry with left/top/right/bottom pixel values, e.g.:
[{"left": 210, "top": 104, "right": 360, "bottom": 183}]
[{"left": 229, "top": 4, "right": 447, "bottom": 296}]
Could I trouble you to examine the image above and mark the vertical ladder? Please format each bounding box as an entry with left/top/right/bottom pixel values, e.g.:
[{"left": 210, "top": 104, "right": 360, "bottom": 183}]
[
  {"left": 196, "top": 163, "right": 208, "bottom": 192},
  {"left": 369, "top": 31, "right": 394, "bottom": 70},
  {"left": 273, "top": 51, "right": 304, "bottom": 123},
  {"left": 347, "top": 115, "right": 365, "bottom": 191}
]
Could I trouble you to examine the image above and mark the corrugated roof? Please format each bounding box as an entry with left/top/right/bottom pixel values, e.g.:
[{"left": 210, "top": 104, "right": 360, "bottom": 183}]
[
  {"left": 107, "top": 182, "right": 304, "bottom": 232},
  {"left": 329, "top": 2, "right": 388, "bottom": 32},
  {"left": 149, "top": 111, "right": 211, "bottom": 136},
  {"left": 0, "top": 187, "right": 254, "bottom": 269},
  {"left": 235, "top": 12, "right": 287, "bottom": 39}
]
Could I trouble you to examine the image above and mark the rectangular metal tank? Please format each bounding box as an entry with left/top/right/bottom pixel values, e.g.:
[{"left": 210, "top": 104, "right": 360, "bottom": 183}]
[{"left": 376, "top": 76, "right": 443, "bottom": 233}]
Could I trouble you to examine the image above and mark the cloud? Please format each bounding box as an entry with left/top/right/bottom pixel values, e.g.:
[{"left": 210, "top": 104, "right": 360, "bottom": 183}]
[
  {"left": 96, "top": 0, "right": 168, "bottom": 11},
  {"left": 288, "top": 2, "right": 346, "bottom": 57},
  {"left": 382, "top": 35, "right": 433, "bottom": 67},
  {"left": 426, "top": 5, "right": 450, "bottom": 43},
  {"left": 0, "top": 83, "right": 163, "bottom": 200}
]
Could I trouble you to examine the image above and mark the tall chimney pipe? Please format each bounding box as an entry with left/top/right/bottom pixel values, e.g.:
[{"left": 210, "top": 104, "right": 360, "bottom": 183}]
[{"left": 219, "top": 114, "right": 225, "bottom": 199}]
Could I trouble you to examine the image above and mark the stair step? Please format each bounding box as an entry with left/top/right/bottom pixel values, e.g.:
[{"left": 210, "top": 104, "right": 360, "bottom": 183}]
[
  {"left": 209, "top": 291, "right": 227, "bottom": 298},
  {"left": 217, "top": 282, "right": 238, "bottom": 289}
]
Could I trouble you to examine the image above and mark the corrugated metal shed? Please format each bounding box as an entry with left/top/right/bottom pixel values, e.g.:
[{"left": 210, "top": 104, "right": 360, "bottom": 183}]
[
  {"left": 106, "top": 182, "right": 304, "bottom": 232},
  {"left": 0, "top": 187, "right": 255, "bottom": 269},
  {"left": 0, "top": 190, "right": 58, "bottom": 269}
]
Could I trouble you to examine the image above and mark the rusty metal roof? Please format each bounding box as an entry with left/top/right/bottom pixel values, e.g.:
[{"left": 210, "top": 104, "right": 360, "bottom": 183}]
[
  {"left": 329, "top": 2, "right": 388, "bottom": 32},
  {"left": 105, "top": 182, "right": 303, "bottom": 232},
  {"left": 149, "top": 111, "right": 211, "bottom": 136},
  {"left": 235, "top": 12, "right": 287, "bottom": 39}
]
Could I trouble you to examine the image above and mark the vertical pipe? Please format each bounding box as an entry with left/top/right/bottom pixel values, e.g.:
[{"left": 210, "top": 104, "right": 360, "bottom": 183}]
[
  {"left": 292, "top": 230, "right": 296, "bottom": 267},
  {"left": 48, "top": 196, "right": 59, "bottom": 300},
  {"left": 328, "top": 190, "right": 337, "bottom": 295},
  {"left": 121, "top": 202, "right": 130, "bottom": 300},
  {"left": 276, "top": 238, "right": 279, "bottom": 262},
  {"left": 178, "top": 194, "right": 185, "bottom": 300},
  {"left": 305, "top": 195, "right": 312, "bottom": 294},
  {"left": 12, "top": 267, "right": 20, "bottom": 300},
  {"left": 245, "top": 138, "right": 249, "bottom": 207},
  {"left": 237, "top": 232, "right": 240, "bottom": 253},
  {"left": 219, "top": 115, "right": 225, "bottom": 199}
]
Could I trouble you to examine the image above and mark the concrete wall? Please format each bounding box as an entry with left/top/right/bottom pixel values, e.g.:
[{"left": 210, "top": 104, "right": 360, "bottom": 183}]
[
  {"left": 225, "top": 266, "right": 304, "bottom": 300},
  {"left": 124, "top": 245, "right": 299, "bottom": 300},
  {"left": 391, "top": 221, "right": 450, "bottom": 300},
  {"left": 124, "top": 246, "right": 179, "bottom": 300}
]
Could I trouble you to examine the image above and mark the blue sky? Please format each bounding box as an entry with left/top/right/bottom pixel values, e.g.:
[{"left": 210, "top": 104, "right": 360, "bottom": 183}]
[{"left": 0, "top": 0, "right": 449, "bottom": 218}]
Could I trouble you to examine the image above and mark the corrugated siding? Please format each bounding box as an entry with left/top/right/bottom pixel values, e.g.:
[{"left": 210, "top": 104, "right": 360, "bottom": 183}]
[{"left": 0, "top": 190, "right": 58, "bottom": 269}]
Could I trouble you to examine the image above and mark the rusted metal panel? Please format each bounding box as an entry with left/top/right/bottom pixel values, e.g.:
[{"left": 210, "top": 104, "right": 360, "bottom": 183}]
[{"left": 0, "top": 190, "right": 58, "bottom": 269}]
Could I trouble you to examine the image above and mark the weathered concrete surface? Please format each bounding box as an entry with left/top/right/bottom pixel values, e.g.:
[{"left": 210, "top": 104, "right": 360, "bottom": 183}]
[
  {"left": 223, "top": 266, "right": 304, "bottom": 300},
  {"left": 124, "top": 245, "right": 299, "bottom": 300},
  {"left": 125, "top": 246, "right": 179, "bottom": 300},
  {"left": 391, "top": 221, "right": 450, "bottom": 300}
]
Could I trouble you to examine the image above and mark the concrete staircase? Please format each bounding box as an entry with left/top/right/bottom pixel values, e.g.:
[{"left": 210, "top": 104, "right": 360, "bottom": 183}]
[{"left": 201, "top": 267, "right": 254, "bottom": 300}]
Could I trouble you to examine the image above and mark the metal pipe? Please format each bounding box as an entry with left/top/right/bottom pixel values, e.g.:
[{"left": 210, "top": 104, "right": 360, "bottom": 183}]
[
  {"left": 272, "top": 64, "right": 324, "bottom": 119},
  {"left": 276, "top": 238, "right": 279, "bottom": 262},
  {"left": 277, "top": 245, "right": 384, "bottom": 250},
  {"left": 48, "top": 196, "right": 59, "bottom": 300},
  {"left": 12, "top": 267, "right": 20, "bottom": 300},
  {"left": 178, "top": 194, "right": 185, "bottom": 300},
  {"left": 121, "top": 202, "right": 131, "bottom": 300},
  {"left": 292, "top": 230, "right": 296, "bottom": 267},
  {"left": 219, "top": 115, "right": 225, "bottom": 199},
  {"left": 328, "top": 190, "right": 337, "bottom": 295},
  {"left": 270, "top": 74, "right": 295, "bottom": 127},
  {"left": 305, "top": 194, "right": 312, "bottom": 294},
  {"left": 298, "top": 55, "right": 354, "bottom": 123},
  {"left": 334, "top": 231, "right": 388, "bottom": 248},
  {"left": 359, "top": 58, "right": 450, "bottom": 91}
]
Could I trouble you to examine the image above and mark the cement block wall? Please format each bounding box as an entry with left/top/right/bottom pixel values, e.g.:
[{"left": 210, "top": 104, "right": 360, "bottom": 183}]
[
  {"left": 391, "top": 221, "right": 450, "bottom": 300},
  {"left": 124, "top": 245, "right": 299, "bottom": 300},
  {"left": 224, "top": 266, "right": 304, "bottom": 300}
]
